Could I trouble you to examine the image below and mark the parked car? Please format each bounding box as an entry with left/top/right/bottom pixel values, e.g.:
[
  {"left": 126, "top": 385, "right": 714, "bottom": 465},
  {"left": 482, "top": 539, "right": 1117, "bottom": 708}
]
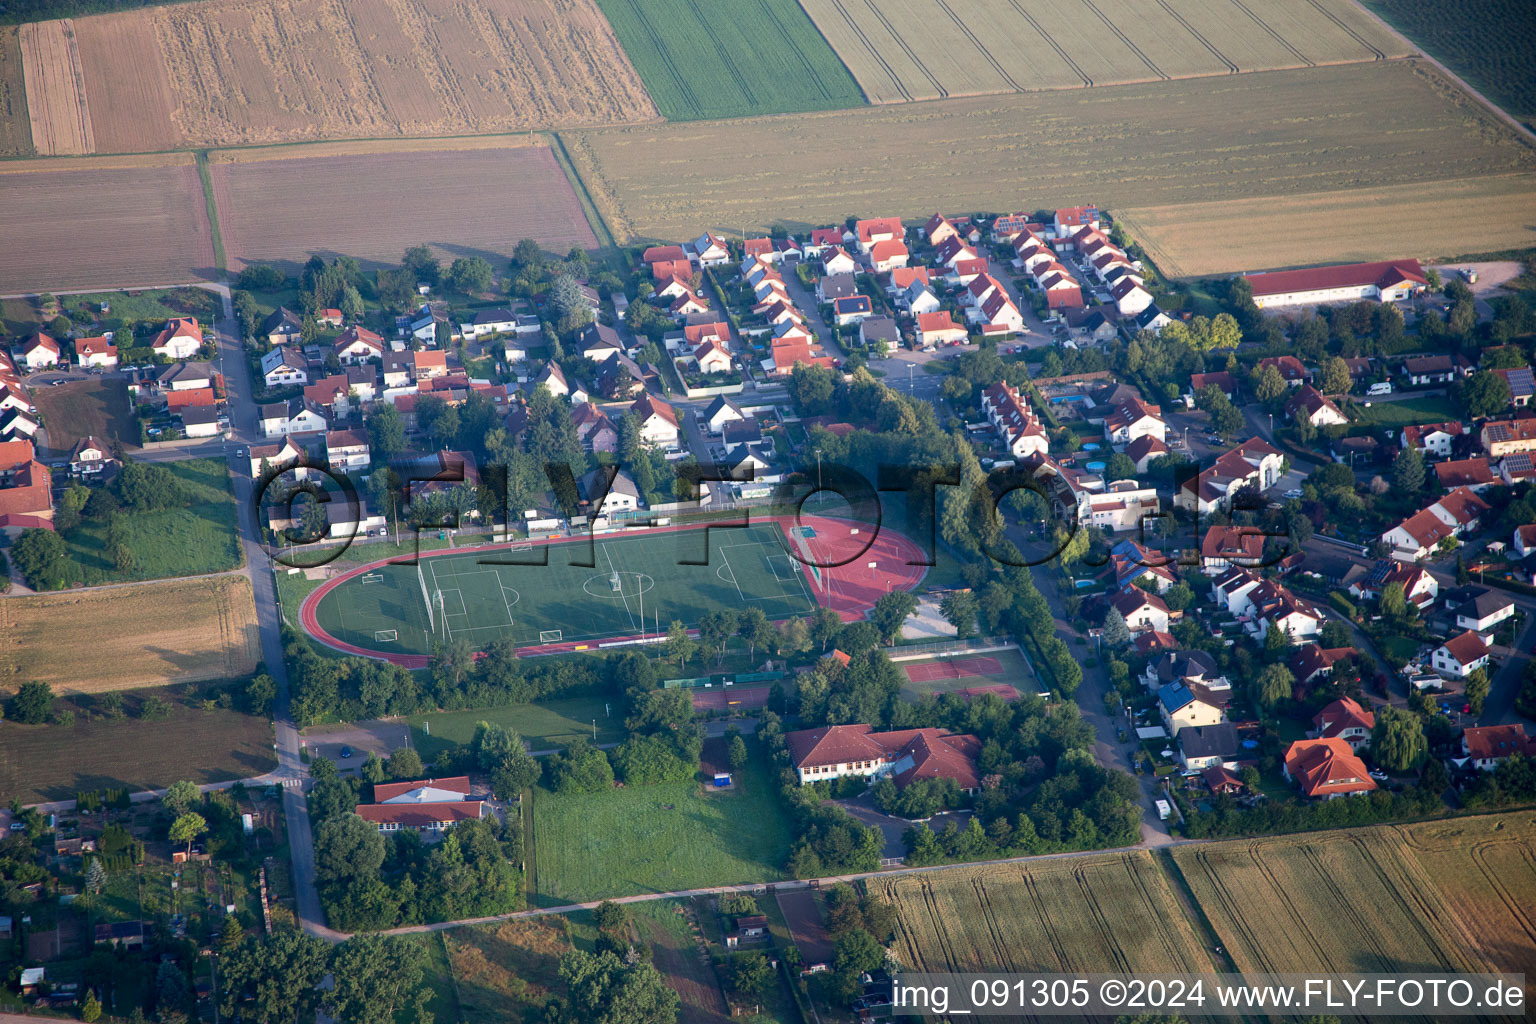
[{"left": 338, "top": 746, "right": 353, "bottom": 759}]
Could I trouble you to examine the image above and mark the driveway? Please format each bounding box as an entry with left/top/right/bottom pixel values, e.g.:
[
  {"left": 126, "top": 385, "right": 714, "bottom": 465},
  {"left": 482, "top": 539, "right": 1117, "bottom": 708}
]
[
  {"left": 834, "top": 794, "right": 972, "bottom": 859},
  {"left": 303, "top": 720, "right": 415, "bottom": 772}
]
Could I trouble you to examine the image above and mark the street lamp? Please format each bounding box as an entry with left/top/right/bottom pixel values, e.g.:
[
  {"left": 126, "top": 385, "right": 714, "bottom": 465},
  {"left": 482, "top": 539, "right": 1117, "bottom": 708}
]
[
  {"left": 908, "top": 363, "right": 914, "bottom": 394},
  {"left": 815, "top": 447, "right": 823, "bottom": 505}
]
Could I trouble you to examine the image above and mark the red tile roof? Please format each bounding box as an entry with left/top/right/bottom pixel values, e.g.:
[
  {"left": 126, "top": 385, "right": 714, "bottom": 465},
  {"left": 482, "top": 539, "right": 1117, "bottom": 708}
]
[
  {"left": 1440, "top": 629, "right": 1489, "bottom": 667},
  {"left": 1284, "top": 738, "right": 1376, "bottom": 797},
  {"left": 372, "top": 776, "right": 471, "bottom": 802},
  {"left": 1245, "top": 259, "right": 1426, "bottom": 298},
  {"left": 1311, "top": 697, "right": 1373, "bottom": 739},
  {"left": 166, "top": 387, "right": 216, "bottom": 410},
  {"left": 641, "top": 244, "right": 687, "bottom": 264},
  {"left": 784, "top": 724, "right": 981, "bottom": 790},
  {"left": 1462, "top": 724, "right": 1536, "bottom": 762},
  {"left": 1435, "top": 457, "right": 1495, "bottom": 488},
  {"left": 855, "top": 217, "right": 904, "bottom": 243},
  {"left": 354, "top": 802, "right": 485, "bottom": 828}
]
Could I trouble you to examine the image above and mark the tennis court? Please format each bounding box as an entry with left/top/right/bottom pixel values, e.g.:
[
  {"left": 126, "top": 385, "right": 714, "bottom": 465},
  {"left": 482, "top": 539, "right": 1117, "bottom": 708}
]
[
  {"left": 301, "top": 514, "right": 927, "bottom": 665},
  {"left": 895, "top": 646, "right": 1032, "bottom": 700}
]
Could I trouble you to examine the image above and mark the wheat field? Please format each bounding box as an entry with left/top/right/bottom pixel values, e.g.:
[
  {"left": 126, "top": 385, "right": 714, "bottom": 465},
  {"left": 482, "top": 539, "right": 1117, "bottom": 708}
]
[
  {"left": 18, "top": 0, "right": 659, "bottom": 154},
  {"left": 795, "top": 0, "right": 1410, "bottom": 104},
  {"left": 0, "top": 575, "right": 260, "bottom": 693},
  {"left": 18, "top": 19, "right": 93, "bottom": 155}
]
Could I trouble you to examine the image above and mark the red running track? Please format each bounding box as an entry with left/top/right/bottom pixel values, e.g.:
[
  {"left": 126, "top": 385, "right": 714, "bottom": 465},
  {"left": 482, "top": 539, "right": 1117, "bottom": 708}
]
[{"left": 298, "top": 513, "right": 929, "bottom": 668}]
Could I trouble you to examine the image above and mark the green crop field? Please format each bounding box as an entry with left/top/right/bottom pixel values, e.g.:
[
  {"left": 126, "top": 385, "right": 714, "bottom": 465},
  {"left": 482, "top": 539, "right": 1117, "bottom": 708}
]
[
  {"left": 63, "top": 458, "right": 242, "bottom": 585},
  {"left": 309, "top": 521, "right": 818, "bottom": 658},
  {"left": 529, "top": 755, "right": 791, "bottom": 902},
  {"left": 1363, "top": 0, "right": 1536, "bottom": 127},
  {"left": 410, "top": 696, "right": 626, "bottom": 759},
  {"left": 593, "top": 0, "right": 864, "bottom": 120}
]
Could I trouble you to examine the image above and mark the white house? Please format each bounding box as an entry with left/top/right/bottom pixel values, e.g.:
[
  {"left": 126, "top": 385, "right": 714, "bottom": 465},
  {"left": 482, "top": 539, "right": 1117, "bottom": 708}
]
[
  {"left": 1158, "top": 681, "right": 1224, "bottom": 735},
  {"left": 325, "top": 429, "right": 371, "bottom": 471},
  {"left": 1462, "top": 725, "right": 1536, "bottom": 771},
  {"left": 21, "top": 333, "right": 60, "bottom": 369},
  {"left": 150, "top": 318, "right": 203, "bottom": 359},
  {"left": 1285, "top": 385, "right": 1348, "bottom": 428},
  {"left": 1175, "top": 438, "right": 1284, "bottom": 514},
  {"left": 1400, "top": 421, "right": 1463, "bottom": 458},
  {"left": 693, "top": 339, "right": 733, "bottom": 374},
  {"left": 691, "top": 232, "right": 732, "bottom": 267},
  {"left": 259, "top": 398, "right": 328, "bottom": 438},
  {"left": 75, "top": 336, "right": 118, "bottom": 369},
  {"left": 459, "top": 308, "right": 518, "bottom": 339},
  {"left": 333, "top": 326, "right": 385, "bottom": 365},
  {"left": 1103, "top": 397, "right": 1166, "bottom": 446},
  {"left": 1111, "top": 587, "right": 1171, "bottom": 635},
  {"left": 703, "top": 395, "right": 745, "bottom": 435},
  {"left": 631, "top": 394, "right": 680, "bottom": 447},
  {"left": 980, "top": 382, "right": 1048, "bottom": 459},
  {"left": 261, "top": 346, "right": 309, "bottom": 388},
  {"left": 1445, "top": 586, "right": 1515, "bottom": 636},
  {"left": 1431, "top": 630, "right": 1490, "bottom": 679},
  {"left": 821, "top": 247, "right": 858, "bottom": 277},
  {"left": 1110, "top": 279, "right": 1154, "bottom": 316},
  {"left": 1085, "top": 481, "right": 1160, "bottom": 533},
  {"left": 179, "top": 405, "right": 221, "bottom": 439},
  {"left": 580, "top": 467, "right": 642, "bottom": 515},
  {"left": 900, "top": 280, "right": 941, "bottom": 315}
]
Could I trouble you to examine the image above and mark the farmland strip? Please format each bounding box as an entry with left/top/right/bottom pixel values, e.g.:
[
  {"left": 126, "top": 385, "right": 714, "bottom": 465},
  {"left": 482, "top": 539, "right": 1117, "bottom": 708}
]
[
  {"left": 1192, "top": 850, "right": 1276, "bottom": 972},
  {"left": 1151, "top": 0, "right": 1238, "bottom": 72},
  {"left": 617, "top": 0, "right": 702, "bottom": 117},
  {"left": 933, "top": 0, "right": 1022, "bottom": 91},
  {"left": 756, "top": 0, "right": 834, "bottom": 103},
  {"left": 1247, "top": 842, "right": 1336, "bottom": 970},
  {"left": 682, "top": 0, "right": 757, "bottom": 108},
  {"left": 1224, "top": 0, "right": 1314, "bottom": 66},
  {"left": 1303, "top": 0, "right": 1384, "bottom": 59},
  {"left": 1298, "top": 844, "right": 1392, "bottom": 971},
  {"left": 1073, "top": 867, "right": 1131, "bottom": 972},
  {"left": 1074, "top": 0, "right": 1165, "bottom": 79},
  {"left": 853, "top": 0, "right": 945, "bottom": 98},
  {"left": 1020, "top": 870, "right": 1071, "bottom": 969},
  {"left": 1004, "top": 0, "right": 1092, "bottom": 85},
  {"left": 971, "top": 878, "right": 1011, "bottom": 967},
  {"left": 818, "top": 0, "right": 911, "bottom": 102}
]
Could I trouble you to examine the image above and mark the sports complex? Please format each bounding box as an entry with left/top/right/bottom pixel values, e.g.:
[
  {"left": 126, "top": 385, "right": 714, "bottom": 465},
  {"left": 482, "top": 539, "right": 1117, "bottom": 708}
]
[{"left": 300, "top": 514, "right": 926, "bottom": 666}]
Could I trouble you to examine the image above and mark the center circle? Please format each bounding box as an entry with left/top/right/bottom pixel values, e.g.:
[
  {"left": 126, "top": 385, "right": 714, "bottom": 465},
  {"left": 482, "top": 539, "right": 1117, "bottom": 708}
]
[{"left": 582, "top": 572, "right": 656, "bottom": 599}]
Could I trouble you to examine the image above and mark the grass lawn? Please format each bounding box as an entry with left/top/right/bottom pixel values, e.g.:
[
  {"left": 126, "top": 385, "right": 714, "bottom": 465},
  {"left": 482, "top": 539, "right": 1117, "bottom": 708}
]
[
  {"left": 444, "top": 915, "right": 576, "bottom": 1024},
  {"left": 0, "top": 685, "right": 275, "bottom": 803},
  {"left": 410, "top": 695, "right": 625, "bottom": 758},
  {"left": 399, "top": 933, "right": 461, "bottom": 1024},
  {"left": 63, "top": 458, "right": 242, "bottom": 584},
  {"left": 1378, "top": 634, "right": 1424, "bottom": 665},
  {"left": 593, "top": 0, "right": 864, "bottom": 121},
  {"left": 531, "top": 754, "right": 791, "bottom": 903},
  {"left": 29, "top": 377, "right": 136, "bottom": 452},
  {"left": 1347, "top": 394, "right": 1461, "bottom": 429},
  {"left": 62, "top": 287, "right": 220, "bottom": 326}
]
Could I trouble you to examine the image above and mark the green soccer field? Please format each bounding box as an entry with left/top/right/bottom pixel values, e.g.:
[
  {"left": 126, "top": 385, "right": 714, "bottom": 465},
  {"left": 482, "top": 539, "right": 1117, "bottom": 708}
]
[{"left": 308, "top": 522, "right": 817, "bottom": 657}]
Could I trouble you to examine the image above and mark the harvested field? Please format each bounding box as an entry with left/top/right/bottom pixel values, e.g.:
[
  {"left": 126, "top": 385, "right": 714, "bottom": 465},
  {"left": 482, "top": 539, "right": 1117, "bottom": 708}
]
[
  {"left": 1120, "top": 173, "right": 1536, "bottom": 276},
  {"left": 210, "top": 141, "right": 598, "bottom": 272},
  {"left": 561, "top": 61, "right": 1536, "bottom": 244},
  {"left": 1364, "top": 0, "right": 1536, "bottom": 126},
  {"left": 52, "top": 0, "right": 657, "bottom": 152},
  {"left": 1396, "top": 814, "right": 1536, "bottom": 978},
  {"left": 1172, "top": 829, "right": 1493, "bottom": 975},
  {"left": 595, "top": 0, "right": 863, "bottom": 121},
  {"left": 72, "top": 11, "right": 181, "bottom": 153},
  {"left": 0, "top": 687, "right": 276, "bottom": 804},
  {"left": 0, "top": 575, "right": 261, "bottom": 693},
  {"left": 795, "top": 0, "right": 1408, "bottom": 104},
  {"left": 0, "top": 27, "right": 31, "bottom": 156},
  {"left": 0, "top": 154, "right": 214, "bottom": 291},
  {"left": 18, "top": 18, "right": 92, "bottom": 155},
  {"left": 632, "top": 901, "right": 731, "bottom": 1024},
  {"left": 876, "top": 854, "right": 1210, "bottom": 974}
]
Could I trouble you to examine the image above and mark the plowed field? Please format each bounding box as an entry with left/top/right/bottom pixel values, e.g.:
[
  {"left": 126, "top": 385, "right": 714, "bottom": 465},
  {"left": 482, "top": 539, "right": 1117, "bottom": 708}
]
[{"left": 209, "top": 140, "right": 598, "bottom": 271}]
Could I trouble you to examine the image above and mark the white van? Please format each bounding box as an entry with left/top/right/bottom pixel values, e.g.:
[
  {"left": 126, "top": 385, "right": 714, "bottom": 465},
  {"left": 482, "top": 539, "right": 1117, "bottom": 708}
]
[
  {"left": 1367, "top": 381, "right": 1393, "bottom": 396},
  {"left": 1154, "top": 799, "right": 1172, "bottom": 821}
]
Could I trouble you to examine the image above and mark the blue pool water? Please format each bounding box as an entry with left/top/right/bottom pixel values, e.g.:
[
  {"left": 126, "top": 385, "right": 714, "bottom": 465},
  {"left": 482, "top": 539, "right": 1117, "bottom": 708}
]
[
  {"left": 1082, "top": 442, "right": 1101, "bottom": 451},
  {"left": 1086, "top": 461, "right": 1106, "bottom": 472}
]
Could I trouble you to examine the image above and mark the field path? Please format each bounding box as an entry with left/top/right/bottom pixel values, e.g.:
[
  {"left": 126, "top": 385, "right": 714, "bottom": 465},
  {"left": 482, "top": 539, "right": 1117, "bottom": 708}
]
[{"left": 1342, "top": 0, "right": 1536, "bottom": 146}]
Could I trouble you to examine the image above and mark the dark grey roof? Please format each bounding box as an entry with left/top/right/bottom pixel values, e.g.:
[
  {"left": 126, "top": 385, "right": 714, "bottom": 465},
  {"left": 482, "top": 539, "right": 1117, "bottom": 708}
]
[
  {"left": 723, "top": 417, "right": 762, "bottom": 445},
  {"left": 261, "top": 307, "right": 303, "bottom": 334},
  {"left": 1135, "top": 305, "right": 1167, "bottom": 329},
  {"left": 1177, "top": 722, "right": 1239, "bottom": 760},
  {"left": 819, "top": 274, "right": 858, "bottom": 300},
  {"left": 579, "top": 322, "right": 623, "bottom": 353},
  {"left": 580, "top": 466, "right": 639, "bottom": 501},
  {"left": 860, "top": 315, "right": 899, "bottom": 343},
  {"left": 179, "top": 405, "right": 219, "bottom": 425},
  {"left": 158, "top": 361, "right": 213, "bottom": 385},
  {"left": 471, "top": 308, "right": 516, "bottom": 326},
  {"left": 704, "top": 395, "right": 742, "bottom": 420}
]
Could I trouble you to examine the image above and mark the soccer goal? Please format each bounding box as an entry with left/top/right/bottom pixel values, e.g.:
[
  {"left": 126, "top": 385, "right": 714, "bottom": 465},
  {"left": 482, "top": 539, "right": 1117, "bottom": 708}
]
[
  {"left": 539, "top": 629, "right": 564, "bottom": 643},
  {"left": 359, "top": 572, "right": 384, "bottom": 584},
  {"left": 610, "top": 570, "right": 624, "bottom": 593},
  {"left": 374, "top": 629, "right": 398, "bottom": 642},
  {"left": 510, "top": 541, "right": 533, "bottom": 552}
]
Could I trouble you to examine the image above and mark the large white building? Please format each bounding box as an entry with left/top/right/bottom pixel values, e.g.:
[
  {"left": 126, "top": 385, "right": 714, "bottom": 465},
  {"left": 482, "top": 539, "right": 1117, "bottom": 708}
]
[{"left": 1244, "top": 259, "right": 1427, "bottom": 310}]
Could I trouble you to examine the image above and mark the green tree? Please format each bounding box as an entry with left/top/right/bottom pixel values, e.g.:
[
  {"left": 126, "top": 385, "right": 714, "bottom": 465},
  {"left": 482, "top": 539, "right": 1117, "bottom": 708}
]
[
  {"left": 446, "top": 256, "right": 494, "bottom": 295},
  {"left": 726, "top": 952, "right": 772, "bottom": 998},
  {"left": 1393, "top": 447, "right": 1425, "bottom": 493},
  {"left": 1457, "top": 371, "right": 1511, "bottom": 418},
  {"left": 9, "top": 680, "right": 55, "bottom": 724},
  {"left": 1372, "top": 706, "right": 1427, "bottom": 772},
  {"left": 1196, "top": 385, "right": 1244, "bottom": 437},
  {"left": 1254, "top": 664, "right": 1294, "bottom": 709},
  {"left": 940, "top": 590, "right": 979, "bottom": 638},
  {"left": 1465, "top": 667, "right": 1491, "bottom": 716},
  {"left": 1102, "top": 608, "right": 1131, "bottom": 648},
  {"left": 402, "top": 245, "right": 440, "bottom": 286},
  {"left": 560, "top": 949, "right": 679, "bottom": 1024},
  {"left": 361, "top": 753, "right": 387, "bottom": 785},
  {"left": 832, "top": 929, "right": 884, "bottom": 988},
  {"left": 727, "top": 734, "right": 748, "bottom": 771},
  {"left": 11, "top": 528, "right": 75, "bottom": 589},
  {"left": 81, "top": 989, "right": 101, "bottom": 1022},
  {"left": 368, "top": 404, "right": 406, "bottom": 464},
  {"left": 869, "top": 591, "right": 917, "bottom": 644},
  {"left": 738, "top": 606, "right": 774, "bottom": 660},
  {"left": 664, "top": 620, "right": 696, "bottom": 667},
  {"left": 84, "top": 857, "right": 107, "bottom": 894},
  {"left": 219, "top": 915, "right": 245, "bottom": 953},
  {"left": 388, "top": 747, "right": 424, "bottom": 779},
  {"left": 313, "top": 814, "right": 386, "bottom": 885},
  {"left": 169, "top": 812, "right": 207, "bottom": 856},
  {"left": 1379, "top": 581, "right": 1408, "bottom": 620},
  {"left": 1317, "top": 356, "right": 1352, "bottom": 395},
  {"left": 220, "top": 931, "right": 330, "bottom": 1024},
  {"left": 1252, "top": 364, "right": 1287, "bottom": 403},
  {"left": 162, "top": 779, "right": 202, "bottom": 817},
  {"left": 325, "top": 935, "right": 433, "bottom": 1024}
]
